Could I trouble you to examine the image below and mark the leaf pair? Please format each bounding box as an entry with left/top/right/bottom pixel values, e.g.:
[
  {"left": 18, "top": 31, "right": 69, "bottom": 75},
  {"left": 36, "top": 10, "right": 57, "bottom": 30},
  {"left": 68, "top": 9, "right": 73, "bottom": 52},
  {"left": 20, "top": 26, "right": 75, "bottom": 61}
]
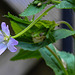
[{"left": 11, "top": 49, "right": 41, "bottom": 60}]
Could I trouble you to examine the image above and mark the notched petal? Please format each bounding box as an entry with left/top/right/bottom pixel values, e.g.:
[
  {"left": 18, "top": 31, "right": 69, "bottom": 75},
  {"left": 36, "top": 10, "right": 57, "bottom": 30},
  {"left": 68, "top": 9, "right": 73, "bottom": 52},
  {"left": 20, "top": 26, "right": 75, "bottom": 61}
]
[
  {"left": 0, "top": 43, "right": 7, "bottom": 55},
  {"left": 0, "top": 31, "right": 4, "bottom": 42},
  {"left": 8, "top": 44, "right": 17, "bottom": 52},
  {"left": 0, "top": 34, "right": 4, "bottom": 42},
  {"left": 8, "top": 38, "right": 18, "bottom": 45},
  {"left": 1, "top": 22, "right": 10, "bottom": 36},
  {"left": 7, "top": 38, "right": 18, "bottom": 52}
]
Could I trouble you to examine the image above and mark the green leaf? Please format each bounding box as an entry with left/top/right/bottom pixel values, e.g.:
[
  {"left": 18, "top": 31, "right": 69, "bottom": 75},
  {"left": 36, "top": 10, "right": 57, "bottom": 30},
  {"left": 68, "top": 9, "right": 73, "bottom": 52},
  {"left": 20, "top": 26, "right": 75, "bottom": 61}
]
[
  {"left": 8, "top": 13, "right": 56, "bottom": 43},
  {"left": 46, "top": 29, "right": 75, "bottom": 44},
  {"left": 6, "top": 13, "right": 37, "bottom": 42},
  {"left": 17, "top": 29, "right": 75, "bottom": 51},
  {"left": 39, "top": 44, "right": 75, "bottom": 75},
  {"left": 20, "top": 3, "right": 47, "bottom": 16},
  {"left": 56, "top": 1, "right": 75, "bottom": 9},
  {"left": 32, "top": 20, "right": 58, "bottom": 43},
  {"left": 10, "top": 20, "right": 33, "bottom": 42},
  {"left": 39, "top": 44, "right": 64, "bottom": 75},
  {"left": 11, "top": 49, "right": 41, "bottom": 61},
  {"left": 17, "top": 39, "right": 51, "bottom": 51},
  {"left": 67, "top": 0, "right": 75, "bottom": 5},
  {"left": 52, "top": 29, "right": 75, "bottom": 41},
  {"left": 46, "top": 31, "right": 56, "bottom": 43},
  {"left": 6, "top": 13, "right": 31, "bottom": 35},
  {"left": 6, "top": 12, "right": 31, "bottom": 24},
  {"left": 59, "top": 51, "right": 75, "bottom": 75},
  {"left": 10, "top": 20, "right": 24, "bottom": 34}
]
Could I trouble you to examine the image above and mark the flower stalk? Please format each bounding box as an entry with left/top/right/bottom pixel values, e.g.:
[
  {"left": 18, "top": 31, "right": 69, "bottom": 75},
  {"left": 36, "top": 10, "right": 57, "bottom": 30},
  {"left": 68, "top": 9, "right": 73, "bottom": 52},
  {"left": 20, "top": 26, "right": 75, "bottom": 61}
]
[
  {"left": 11, "top": 5, "right": 55, "bottom": 39},
  {"left": 57, "top": 21, "right": 74, "bottom": 31},
  {"left": 57, "top": 21, "right": 75, "bottom": 38}
]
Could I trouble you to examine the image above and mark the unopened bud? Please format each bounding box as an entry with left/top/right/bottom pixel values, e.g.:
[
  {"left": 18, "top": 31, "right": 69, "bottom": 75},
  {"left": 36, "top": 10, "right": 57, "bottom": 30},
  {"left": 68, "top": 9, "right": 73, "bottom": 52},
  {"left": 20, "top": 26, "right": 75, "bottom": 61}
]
[{"left": 37, "top": 2, "right": 42, "bottom": 7}]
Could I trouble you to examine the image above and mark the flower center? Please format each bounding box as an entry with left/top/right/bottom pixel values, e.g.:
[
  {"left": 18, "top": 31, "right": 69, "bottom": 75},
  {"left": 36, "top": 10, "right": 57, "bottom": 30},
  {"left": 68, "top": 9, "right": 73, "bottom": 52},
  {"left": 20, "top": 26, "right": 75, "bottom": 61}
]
[
  {"left": 4, "top": 37, "right": 9, "bottom": 41},
  {"left": 3, "top": 41, "right": 6, "bottom": 44}
]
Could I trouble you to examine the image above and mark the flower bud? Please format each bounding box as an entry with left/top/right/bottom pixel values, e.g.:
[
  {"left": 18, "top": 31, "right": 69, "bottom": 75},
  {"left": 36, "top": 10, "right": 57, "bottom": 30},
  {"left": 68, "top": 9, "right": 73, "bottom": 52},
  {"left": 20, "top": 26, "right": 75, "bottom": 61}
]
[{"left": 37, "top": 2, "right": 42, "bottom": 7}]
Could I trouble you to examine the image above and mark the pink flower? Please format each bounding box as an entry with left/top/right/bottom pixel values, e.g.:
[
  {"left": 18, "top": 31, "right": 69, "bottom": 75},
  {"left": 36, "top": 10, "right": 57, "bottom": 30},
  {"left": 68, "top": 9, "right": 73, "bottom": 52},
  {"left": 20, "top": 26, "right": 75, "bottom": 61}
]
[{"left": 0, "top": 22, "right": 18, "bottom": 55}]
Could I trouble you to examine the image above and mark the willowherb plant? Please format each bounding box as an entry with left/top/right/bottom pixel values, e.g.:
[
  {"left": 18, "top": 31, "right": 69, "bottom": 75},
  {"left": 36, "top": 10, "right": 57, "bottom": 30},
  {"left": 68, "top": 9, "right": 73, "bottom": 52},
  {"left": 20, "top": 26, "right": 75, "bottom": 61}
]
[{"left": 0, "top": 0, "right": 75, "bottom": 75}]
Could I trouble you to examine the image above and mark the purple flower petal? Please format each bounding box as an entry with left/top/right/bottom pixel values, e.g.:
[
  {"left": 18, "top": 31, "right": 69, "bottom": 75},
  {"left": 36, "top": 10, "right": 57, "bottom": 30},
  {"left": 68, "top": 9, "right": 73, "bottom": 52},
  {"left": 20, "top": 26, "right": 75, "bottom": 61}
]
[
  {"left": 8, "top": 44, "right": 17, "bottom": 52},
  {"left": 0, "top": 31, "right": 2, "bottom": 34},
  {"left": 0, "top": 31, "right": 4, "bottom": 42},
  {"left": 1, "top": 22, "right": 10, "bottom": 36},
  {"left": 0, "top": 34, "right": 4, "bottom": 42},
  {"left": 7, "top": 38, "right": 18, "bottom": 52},
  {"left": 8, "top": 38, "right": 18, "bottom": 45},
  {"left": 0, "top": 43, "right": 7, "bottom": 55}
]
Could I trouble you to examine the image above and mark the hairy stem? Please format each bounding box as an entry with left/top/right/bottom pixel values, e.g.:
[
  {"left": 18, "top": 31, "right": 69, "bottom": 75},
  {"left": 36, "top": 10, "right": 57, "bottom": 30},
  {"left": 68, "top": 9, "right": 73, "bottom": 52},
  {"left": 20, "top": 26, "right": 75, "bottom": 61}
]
[
  {"left": 57, "top": 21, "right": 74, "bottom": 31},
  {"left": 12, "top": 5, "right": 55, "bottom": 38},
  {"left": 45, "top": 46, "right": 68, "bottom": 75},
  {"left": 57, "top": 21, "right": 75, "bottom": 38}
]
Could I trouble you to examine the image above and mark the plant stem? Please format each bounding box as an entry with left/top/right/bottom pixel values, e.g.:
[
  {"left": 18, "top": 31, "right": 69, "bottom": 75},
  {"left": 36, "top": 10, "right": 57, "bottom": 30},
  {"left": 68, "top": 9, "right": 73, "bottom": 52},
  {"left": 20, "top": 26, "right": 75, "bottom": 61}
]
[
  {"left": 57, "top": 21, "right": 74, "bottom": 31},
  {"left": 45, "top": 46, "right": 68, "bottom": 75},
  {"left": 47, "top": 0, "right": 61, "bottom": 4},
  {"left": 12, "top": 5, "right": 55, "bottom": 39},
  {"left": 57, "top": 21, "right": 75, "bottom": 38},
  {"left": 58, "top": 21, "right": 75, "bottom": 74},
  {"left": 52, "top": 0, "right": 61, "bottom": 4}
]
